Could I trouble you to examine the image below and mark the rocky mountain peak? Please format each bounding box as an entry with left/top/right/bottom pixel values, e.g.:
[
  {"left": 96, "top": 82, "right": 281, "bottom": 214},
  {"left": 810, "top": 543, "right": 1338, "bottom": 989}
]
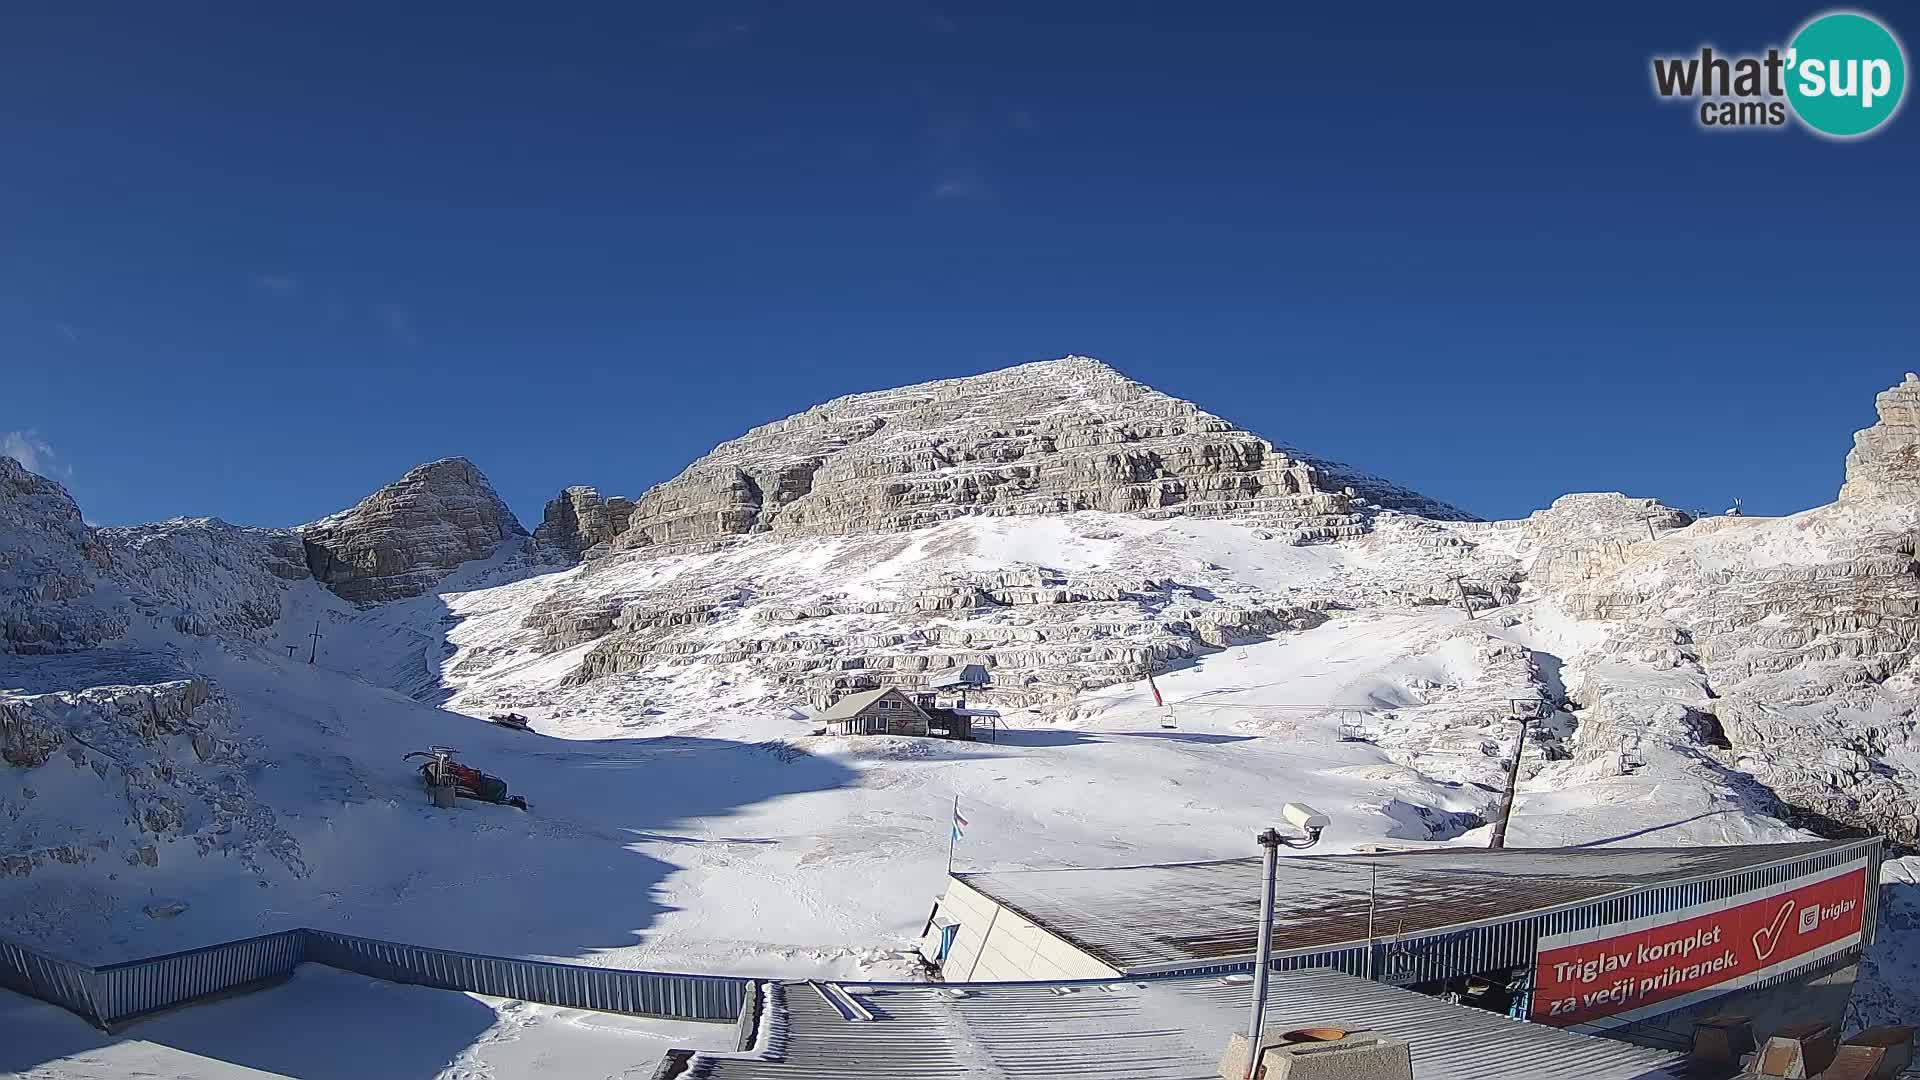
[
  {"left": 592, "top": 355, "right": 1467, "bottom": 554},
  {"left": 298, "top": 456, "right": 526, "bottom": 604},
  {"left": 1840, "top": 373, "right": 1920, "bottom": 504}
]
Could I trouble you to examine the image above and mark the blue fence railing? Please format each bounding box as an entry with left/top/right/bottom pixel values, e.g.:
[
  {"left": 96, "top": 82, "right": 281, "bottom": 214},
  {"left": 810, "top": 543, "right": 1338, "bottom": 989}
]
[
  {"left": 305, "top": 929, "right": 749, "bottom": 1021},
  {"left": 0, "top": 933, "right": 99, "bottom": 1022},
  {"left": 0, "top": 927, "right": 752, "bottom": 1031}
]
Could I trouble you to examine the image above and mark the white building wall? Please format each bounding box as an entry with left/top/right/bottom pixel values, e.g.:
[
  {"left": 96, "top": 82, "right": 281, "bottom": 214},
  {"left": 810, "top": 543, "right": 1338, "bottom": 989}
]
[{"left": 934, "top": 878, "right": 1120, "bottom": 983}]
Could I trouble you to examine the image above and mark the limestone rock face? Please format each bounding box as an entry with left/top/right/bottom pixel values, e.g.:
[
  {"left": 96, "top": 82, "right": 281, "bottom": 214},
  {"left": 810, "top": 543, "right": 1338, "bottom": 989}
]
[
  {"left": 1543, "top": 481, "right": 1920, "bottom": 845},
  {"left": 533, "top": 486, "right": 633, "bottom": 558},
  {"left": 103, "top": 518, "right": 311, "bottom": 640},
  {"left": 299, "top": 458, "right": 526, "bottom": 604},
  {"left": 609, "top": 357, "right": 1469, "bottom": 552},
  {"left": 1523, "top": 494, "right": 1694, "bottom": 595},
  {"left": 1841, "top": 372, "right": 1920, "bottom": 503},
  {"left": 526, "top": 519, "right": 1336, "bottom": 710},
  {"left": 0, "top": 456, "right": 126, "bottom": 654},
  {"left": 0, "top": 678, "right": 304, "bottom": 887}
]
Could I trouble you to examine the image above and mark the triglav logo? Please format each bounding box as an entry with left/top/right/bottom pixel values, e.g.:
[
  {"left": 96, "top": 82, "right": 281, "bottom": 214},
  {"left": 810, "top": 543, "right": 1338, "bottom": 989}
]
[{"left": 1651, "top": 9, "right": 1906, "bottom": 137}]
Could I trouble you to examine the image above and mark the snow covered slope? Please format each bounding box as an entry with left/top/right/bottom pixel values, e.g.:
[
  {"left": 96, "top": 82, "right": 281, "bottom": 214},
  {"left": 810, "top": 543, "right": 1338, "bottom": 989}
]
[{"left": 3, "top": 359, "right": 1917, "bottom": 1027}]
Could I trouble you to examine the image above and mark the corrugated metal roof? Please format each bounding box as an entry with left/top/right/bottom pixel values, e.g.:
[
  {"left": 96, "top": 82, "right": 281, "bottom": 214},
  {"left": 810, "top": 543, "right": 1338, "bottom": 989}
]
[
  {"left": 684, "top": 968, "right": 1686, "bottom": 1079},
  {"left": 956, "top": 841, "right": 1844, "bottom": 971},
  {"left": 819, "top": 688, "right": 908, "bottom": 722},
  {"left": 930, "top": 665, "right": 989, "bottom": 688}
]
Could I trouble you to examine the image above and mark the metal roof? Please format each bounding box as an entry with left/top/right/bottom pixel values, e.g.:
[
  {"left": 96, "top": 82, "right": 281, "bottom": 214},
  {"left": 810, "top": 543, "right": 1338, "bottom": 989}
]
[
  {"left": 818, "top": 688, "right": 906, "bottom": 722},
  {"left": 930, "top": 664, "right": 989, "bottom": 688},
  {"left": 957, "top": 840, "right": 1845, "bottom": 972},
  {"left": 683, "top": 968, "right": 1686, "bottom": 1080}
]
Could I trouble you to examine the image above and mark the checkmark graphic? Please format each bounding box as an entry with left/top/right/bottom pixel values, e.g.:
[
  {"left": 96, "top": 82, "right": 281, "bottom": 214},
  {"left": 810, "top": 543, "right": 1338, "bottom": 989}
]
[{"left": 1753, "top": 899, "right": 1796, "bottom": 961}]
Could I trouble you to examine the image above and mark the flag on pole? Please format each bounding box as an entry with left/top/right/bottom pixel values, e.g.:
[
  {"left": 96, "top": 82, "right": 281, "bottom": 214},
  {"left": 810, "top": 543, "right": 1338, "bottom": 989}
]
[
  {"left": 1147, "top": 670, "right": 1163, "bottom": 708},
  {"left": 951, "top": 802, "right": 969, "bottom": 843}
]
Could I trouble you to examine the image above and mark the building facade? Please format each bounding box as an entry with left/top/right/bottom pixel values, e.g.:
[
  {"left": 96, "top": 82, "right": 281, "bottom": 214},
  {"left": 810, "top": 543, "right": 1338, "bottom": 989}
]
[
  {"left": 818, "top": 688, "right": 931, "bottom": 736},
  {"left": 919, "top": 838, "right": 1885, "bottom": 1043}
]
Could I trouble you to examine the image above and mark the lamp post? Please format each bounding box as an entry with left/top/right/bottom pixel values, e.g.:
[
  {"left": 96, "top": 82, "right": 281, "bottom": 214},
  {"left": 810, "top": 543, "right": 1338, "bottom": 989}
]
[{"left": 1244, "top": 804, "right": 1328, "bottom": 1080}]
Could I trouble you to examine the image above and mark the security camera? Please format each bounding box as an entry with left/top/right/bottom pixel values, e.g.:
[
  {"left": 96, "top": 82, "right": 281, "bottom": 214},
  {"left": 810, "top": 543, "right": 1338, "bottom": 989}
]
[{"left": 1283, "top": 802, "right": 1329, "bottom": 832}]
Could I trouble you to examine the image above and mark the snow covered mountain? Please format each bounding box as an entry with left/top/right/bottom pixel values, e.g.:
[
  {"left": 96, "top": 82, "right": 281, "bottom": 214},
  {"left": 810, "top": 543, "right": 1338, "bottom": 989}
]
[{"left": 2, "top": 357, "right": 1916, "bottom": 1023}]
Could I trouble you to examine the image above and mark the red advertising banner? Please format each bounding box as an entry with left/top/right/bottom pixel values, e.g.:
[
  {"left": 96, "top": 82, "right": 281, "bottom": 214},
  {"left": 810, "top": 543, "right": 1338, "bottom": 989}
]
[{"left": 1531, "top": 865, "right": 1867, "bottom": 1027}]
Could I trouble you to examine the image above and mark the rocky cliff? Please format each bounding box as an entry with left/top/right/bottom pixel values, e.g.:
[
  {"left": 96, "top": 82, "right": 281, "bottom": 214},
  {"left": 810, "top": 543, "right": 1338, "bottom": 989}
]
[
  {"left": 299, "top": 457, "right": 527, "bottom": 604},
  {"left": 104, "top": 518, "right": 312, "bottom": 641},
  {"left": 1840, "top": 373, "right": 1920, "bottom": 504},
  {"left": 533, "top": 485, "right": 633, "bottom": 558},
  {"left": 1532, "top": 381, "right": 1920, "bottom": 847},
  {"left": 595, "top": 357, "right": 1468, "bottom": 554},
  {"left": 0, "top": 456, "right": 124, "bottom": 654}
]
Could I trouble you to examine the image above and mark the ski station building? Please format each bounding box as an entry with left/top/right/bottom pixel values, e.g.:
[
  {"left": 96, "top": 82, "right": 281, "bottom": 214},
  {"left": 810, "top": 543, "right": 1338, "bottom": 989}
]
[
  {"left": 918, "top": 838, "right": 1885, "bottom": 1043},
  {"left": 678, "top": 966, "right": 1693, "bottom": 1079},
  {"left": 818, "top": 687, "right": 932, "bottom": 737}
]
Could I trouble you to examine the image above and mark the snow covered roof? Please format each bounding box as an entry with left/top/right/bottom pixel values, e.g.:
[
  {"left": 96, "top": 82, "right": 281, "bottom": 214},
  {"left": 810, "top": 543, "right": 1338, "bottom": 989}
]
[
  {"left": 685, "top": 968, "right": 1685, "bottom": 1079},
  {"left": 817, "top": 687, "right": 915, "bottom": 722},
  {"left": 929, "top": 664, "right": 989, "bottom": 688},
  {"left": 956, "top": 840, "right": 1851, "bottom": 973}
]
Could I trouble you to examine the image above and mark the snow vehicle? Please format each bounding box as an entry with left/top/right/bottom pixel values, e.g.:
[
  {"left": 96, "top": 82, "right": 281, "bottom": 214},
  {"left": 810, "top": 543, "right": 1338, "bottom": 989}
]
[
  {"left": 488, "top": 712, "right": 532, "bottom": 732},
  {"left": 404, "top": 748, "right": 529, "bottom": 810}
]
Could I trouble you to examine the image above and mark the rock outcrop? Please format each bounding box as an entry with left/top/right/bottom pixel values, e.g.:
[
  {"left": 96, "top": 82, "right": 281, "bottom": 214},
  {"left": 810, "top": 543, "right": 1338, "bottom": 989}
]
[
  {"left": 0, "top": 456, "right": 125, "bottom": 654},
  {"left": 533, "top": 485, "right": 633, "bottom": 558},
  {"left": 1523, "top": 493, "right": 1694, "bottom": 594},
  {"left": 607, "top": 357, "right": 1470, "bottom": 553},
  {"left": 299, "top": 457, "right": 526, "bottom": 604},
  {"left": 1, "top": 678, "right": 303, "bottom": 891},
  {"left": 1841, "top": 372, "right": 1920, "bottom": 503},
  {"left": 1537, "top": 397, "right": 1920, "bottom": 847},
  {"left": 104, "top": 518, "right": 311, "bottom": 640}
]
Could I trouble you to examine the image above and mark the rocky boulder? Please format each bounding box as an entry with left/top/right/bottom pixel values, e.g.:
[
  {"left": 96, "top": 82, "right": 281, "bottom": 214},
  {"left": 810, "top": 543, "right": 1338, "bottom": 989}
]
[{"left": 299, "top": 457, "right": 526, "bottom": 604}]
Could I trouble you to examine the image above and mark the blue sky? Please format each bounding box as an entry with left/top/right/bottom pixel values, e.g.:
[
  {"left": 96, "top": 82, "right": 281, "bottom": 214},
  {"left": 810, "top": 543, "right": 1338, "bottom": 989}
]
[{"left": 3, "top": 2, "right": 1916, "bottom": 527}]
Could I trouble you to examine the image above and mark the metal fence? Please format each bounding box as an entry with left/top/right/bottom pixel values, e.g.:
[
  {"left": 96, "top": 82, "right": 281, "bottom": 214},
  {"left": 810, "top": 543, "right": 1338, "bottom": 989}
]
[
  {"left": 91, "top": 930, "right": 305, "bottom": 1026},
  {"left": 304, "top": 929, "right": 748, "bottom": 1021},
  {"left": 1, "top": 926, "right": 749, "bottom": 1031},
  {"left": 0, "top": 933, "right": 99, "bottom": 1022}
]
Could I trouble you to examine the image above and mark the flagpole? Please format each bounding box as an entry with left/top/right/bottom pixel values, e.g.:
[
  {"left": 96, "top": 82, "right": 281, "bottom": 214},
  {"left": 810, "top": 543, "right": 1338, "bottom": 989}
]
[{"left": 947, "top": 795, "right": 957, "bottom": 874}]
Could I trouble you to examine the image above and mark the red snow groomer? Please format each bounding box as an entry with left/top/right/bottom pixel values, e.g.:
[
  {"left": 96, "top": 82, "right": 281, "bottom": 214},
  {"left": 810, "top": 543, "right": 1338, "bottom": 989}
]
[{"left": 405, "top": 748, "right": 528, "bottom": 811}]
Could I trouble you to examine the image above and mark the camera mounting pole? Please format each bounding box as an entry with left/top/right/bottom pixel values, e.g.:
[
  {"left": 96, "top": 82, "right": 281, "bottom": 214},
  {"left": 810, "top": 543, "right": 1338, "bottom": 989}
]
[{"left": 1244, "top": 806, "right": 1327, "bottom": 1078}]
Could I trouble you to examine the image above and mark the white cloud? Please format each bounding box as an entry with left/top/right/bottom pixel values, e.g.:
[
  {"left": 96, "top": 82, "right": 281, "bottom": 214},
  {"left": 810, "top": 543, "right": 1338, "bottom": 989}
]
[
  {"left": 53, "top": 322, "right": 79, "bottom": 344},
  {"left": 253, "top": 273, "right": 302, "bottom": 295},
  {"left": 2, "top": 430, "right": 73, "bottom": 482}
]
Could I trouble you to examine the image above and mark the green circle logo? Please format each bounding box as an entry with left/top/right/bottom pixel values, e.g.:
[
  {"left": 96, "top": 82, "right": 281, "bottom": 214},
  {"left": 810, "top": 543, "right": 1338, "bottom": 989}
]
[{"left": 1786, "top": 12, "right": 1906, "bottom": 137}]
